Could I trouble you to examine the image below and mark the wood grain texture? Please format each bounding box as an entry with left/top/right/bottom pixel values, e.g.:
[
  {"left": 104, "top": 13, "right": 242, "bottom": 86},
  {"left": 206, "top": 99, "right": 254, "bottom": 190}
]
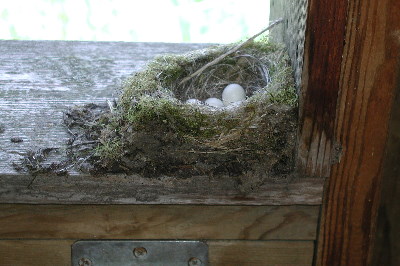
[
  {"left": 297, "top": 0, "right": 348, "bottom": 178},
  {"left": 0, "top": 240, "right": 314, "bottom": 266},
  {"left": 371, "top": 77, "right": 400, "bottom": 266},
  {"left": 0, "top": 40, "right": 208, "bottom": 174},
  {"left": 0, "top": 240, "right": 73, "bottom": 266},
  {"left": 316, "top": 0, "right": 400, "bottom": 265},
  {"left": 0, "top": 173, "right": 323, "bottom": 205},
  {"left": 0, "top": 204, "right": 319, "bottom": 240},
  {"left": 0, "top": 40, "right": 324, "bottom": 205},
  {"left": 209, "top": 240, "right": 314, "bottom": 266}
]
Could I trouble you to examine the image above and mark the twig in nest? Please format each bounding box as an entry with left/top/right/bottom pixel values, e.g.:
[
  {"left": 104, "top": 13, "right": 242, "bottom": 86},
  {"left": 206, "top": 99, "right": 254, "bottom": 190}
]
[
  {"left": 69, "top": 140, "right": 99, "bottom": 148},
  {"left": 50, "top": 152, "right": 96, "bottom": 176},
  {"left": 179, "top": 18, "right": 283, "bottom": 86}
]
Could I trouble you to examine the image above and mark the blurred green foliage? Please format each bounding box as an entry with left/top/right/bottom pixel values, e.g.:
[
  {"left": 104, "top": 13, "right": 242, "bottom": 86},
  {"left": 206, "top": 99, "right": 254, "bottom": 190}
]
[{"left": 0, "top": 0, "right": 269, "bottom": 43}]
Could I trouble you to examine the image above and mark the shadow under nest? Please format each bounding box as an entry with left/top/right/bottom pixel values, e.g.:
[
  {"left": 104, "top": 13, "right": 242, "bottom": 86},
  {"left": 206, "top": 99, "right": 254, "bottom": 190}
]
[{"left": 63, "top": 40, "right": 298, "bottom": 193}]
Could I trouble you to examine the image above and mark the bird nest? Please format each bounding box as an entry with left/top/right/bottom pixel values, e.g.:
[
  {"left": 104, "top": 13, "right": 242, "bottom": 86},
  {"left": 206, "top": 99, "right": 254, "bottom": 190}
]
[{"left": 64, "top": 39, "right": 297, "bottom": 192}]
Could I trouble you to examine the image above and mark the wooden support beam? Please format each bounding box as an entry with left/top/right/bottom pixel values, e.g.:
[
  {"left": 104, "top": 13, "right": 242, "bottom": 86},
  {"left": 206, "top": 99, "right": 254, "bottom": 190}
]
[
  {"left": 272, "top": 0, "right": 399, "bottom": 263},
  {"left": 0, "top": 204, "right": 318, "bottom": 265},
  {"left": 371, "top": 69, "right": 400, "bottom": 266},
  {"left": 0, "top": 174, "right": 323, "bottom": 205},
  {"left": 0, "top": 204, "right": 319, "bottom": 240},
  {"left": 298, "top": 0, "right": 348, "bottom": 178},
  {"left": 0, "top": 240, "right": 315, "bottom": 266},
  {"left": 0, "top": 40, "right": 324, "bottom": 205},
  {"left": 316, "top": 0, "right": 400, "bottom": 265}
]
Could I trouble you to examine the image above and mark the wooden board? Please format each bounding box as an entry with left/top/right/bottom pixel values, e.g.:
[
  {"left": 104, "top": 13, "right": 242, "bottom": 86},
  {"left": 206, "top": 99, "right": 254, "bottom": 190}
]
[
  {"left": 315, "top": 0, "right": 400, "bottom": 265},
  {"left": 297, "top": 0, "right": 348, "bottom": 178},
  {"left": 0, "top": 240, "right": 72, "bottom": 266},
  {"left": 0, "top": 173, "right": 323, "bottom": 205},
  {"left": 0, "top": 40, "right": 208, "bottom": 175},
  {"left": 273, "top": 0, "right": 400, "bottom": 263},
  {"left": 372, "top": 84, "right": 400, "bottom": 265},
  {"left": 208, "top": 240, "right": 314, "bottom": 266},
  {"left": 0, "top": 204, "right": 319, "bottom": 240},
  {"left": 0, "top": 240, "right": 314, "bottom": 266},
  {"left": 0, "top": 40, "right": 324, "bottom": 205}
]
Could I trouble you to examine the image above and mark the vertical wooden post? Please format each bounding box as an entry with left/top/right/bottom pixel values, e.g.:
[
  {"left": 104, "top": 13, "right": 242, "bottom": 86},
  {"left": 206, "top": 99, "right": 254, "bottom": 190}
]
[
  {"left": 271, "top": 0, "right": 348, "bottom": 178},
  {"left": 271, "top": 0, "right": 399, "bottom": 263},
  {"left": 315, "top": 0, "right": 400, "bottom": 265},
  {"left": 371, "top": 75, "right": 400, "bottom": 266},
  {"left": 298, "top": 0, "right": 348, "bottom": 178}
]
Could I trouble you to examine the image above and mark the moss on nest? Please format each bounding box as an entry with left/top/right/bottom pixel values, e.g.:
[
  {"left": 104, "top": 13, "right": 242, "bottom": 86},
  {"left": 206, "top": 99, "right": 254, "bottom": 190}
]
[
  {"left": 66, "top": 39, "right": 297, "bottom": 192},
  {"left": 10, "top": 33, "right": 296, "bottom": 194}
]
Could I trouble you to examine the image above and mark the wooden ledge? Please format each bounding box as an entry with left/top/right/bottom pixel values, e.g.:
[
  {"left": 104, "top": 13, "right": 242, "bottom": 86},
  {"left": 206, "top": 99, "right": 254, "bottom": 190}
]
[
  {"left": 0, "top": 40, "right": 324, "bottom": 205},
  {"left": 0, "top": 173, "right": 323, "bottom": 205}
]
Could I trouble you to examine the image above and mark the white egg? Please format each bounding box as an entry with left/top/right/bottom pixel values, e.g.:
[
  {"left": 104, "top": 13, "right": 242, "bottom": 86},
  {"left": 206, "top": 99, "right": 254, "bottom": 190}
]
[
  {"left": 186, "top": 98, "right": 203, "bottom": 105},
  {"left": 222, "top": 83, "right": 246, "bottom": 106},
  {"left": 205, "top": 97, "right": 224, "bottom": 108}
]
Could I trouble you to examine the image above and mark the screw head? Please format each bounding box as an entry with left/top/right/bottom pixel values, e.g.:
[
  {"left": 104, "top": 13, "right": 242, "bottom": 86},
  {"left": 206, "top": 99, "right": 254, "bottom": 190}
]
[
  {"left": 188, "top": 257, "right": 202, "bottom": 266},
  {"left": 133, "top": 247, "right": 148, "bottom": 258},
  {"left": 78, "top": 257, "right": 92, "bottom": 266}
]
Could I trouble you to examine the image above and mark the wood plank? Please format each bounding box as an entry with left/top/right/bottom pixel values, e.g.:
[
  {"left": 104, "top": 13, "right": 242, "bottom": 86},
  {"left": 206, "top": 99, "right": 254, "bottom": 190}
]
[
  {"left": 297, "top": 0, "right": 348, "bottom": 178},
  {"left": 0, "top": 174, "right": 323, "bottom": 205},
  {"left": 0, "top": 204, "right": 319, "bottom": 240},
  {"left": 316, "top": 0, "right": 400, "bottom": 265},
  {"left": 209, "top": 240, "right": 314, "bottom": 266},
  {"left": 0, "top": 240, "right": 73, "bottom": 266},
  {"left": 0, "top": 40, "right": 324, "bottom": 205},
  {"left": 0, "top": 240, "right": 314, "bottom": 266},
  {"left": 0, "top": 41, "right": 209, "bottom": 175},
  {"left": 371, "top": 85, "right": 400, "bottom": 265}
]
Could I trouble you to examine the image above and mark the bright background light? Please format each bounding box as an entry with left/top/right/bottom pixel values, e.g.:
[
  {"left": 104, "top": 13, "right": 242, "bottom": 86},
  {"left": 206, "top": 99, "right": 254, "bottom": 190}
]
[{"left": 0, "top": 0, "right": 270, "bottom": 43}]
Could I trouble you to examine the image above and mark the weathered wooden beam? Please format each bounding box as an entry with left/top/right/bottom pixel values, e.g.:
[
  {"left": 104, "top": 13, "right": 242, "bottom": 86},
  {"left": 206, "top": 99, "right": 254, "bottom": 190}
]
[
  {"left": 271, "top": 0, "right": 348, "bottom": 178},
  {"left": 371, "top": 69, "right": 400, "bottom": 266},
  {"left": 0, "top": 240, "right": 315, "bottom": 266},
  {"left": 0, "top": 173, "right": 323, "bottom": 205},
  {"left": 208, "top": 240, "right": 314, "bottom": 266},
  {"left": 297, "top": 0, "right": 349, "bottom": 178},
  {"left": 0, "top": 40, "right": 209, "bottom": 175},
  {"left": 316, "top": 0, "right": 400, "bottom": 265},
  {"left": 0, "top": 40, "right": 324, "bottom": 205},
  {"left": 0, "top": 204, "right": 319, "bottom": 240}
]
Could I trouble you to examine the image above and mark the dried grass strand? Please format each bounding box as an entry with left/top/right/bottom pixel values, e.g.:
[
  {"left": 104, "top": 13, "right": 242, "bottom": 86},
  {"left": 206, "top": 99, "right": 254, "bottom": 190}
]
[{"left": 179, "top": 18, "right": 283, "bottom": 86}]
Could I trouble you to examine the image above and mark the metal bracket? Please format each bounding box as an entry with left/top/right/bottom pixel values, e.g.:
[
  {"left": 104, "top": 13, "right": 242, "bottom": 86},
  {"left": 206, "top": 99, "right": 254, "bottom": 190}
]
[{"left": 71, "top": 240, "right": 209, "bottom": 266}]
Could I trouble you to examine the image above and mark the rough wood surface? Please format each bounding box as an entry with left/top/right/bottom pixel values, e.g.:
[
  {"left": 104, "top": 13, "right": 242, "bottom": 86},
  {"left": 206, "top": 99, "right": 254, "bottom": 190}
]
[
  {"left": 297, "top": 0, "right": 348, "bottom": 178},
  {"left": 372, "top": 87, "right": 400, "bottom": 266},
  {"left": 0, "top": 40, "right": 324, "bottom": 205},
  {"left": 316, "top": 0, "right": 400, "bottom": 265},
  {"left": 0, "top": 204, "right": 319, "bottom": 240},
  {"left": 0, "top": 40, "right": 208, "bottom": 175},
  {"left": 0, "top": 173, "right": 323, "bottom": 205},
  {"left": 208, "top": 240, "right": 314, "bottom": 266},
  {"left": 0, "top": 240, "right": 314, "bottom": 266},
  {"left": 0, "top": 240, "right": 73, "bottom": 266}
]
